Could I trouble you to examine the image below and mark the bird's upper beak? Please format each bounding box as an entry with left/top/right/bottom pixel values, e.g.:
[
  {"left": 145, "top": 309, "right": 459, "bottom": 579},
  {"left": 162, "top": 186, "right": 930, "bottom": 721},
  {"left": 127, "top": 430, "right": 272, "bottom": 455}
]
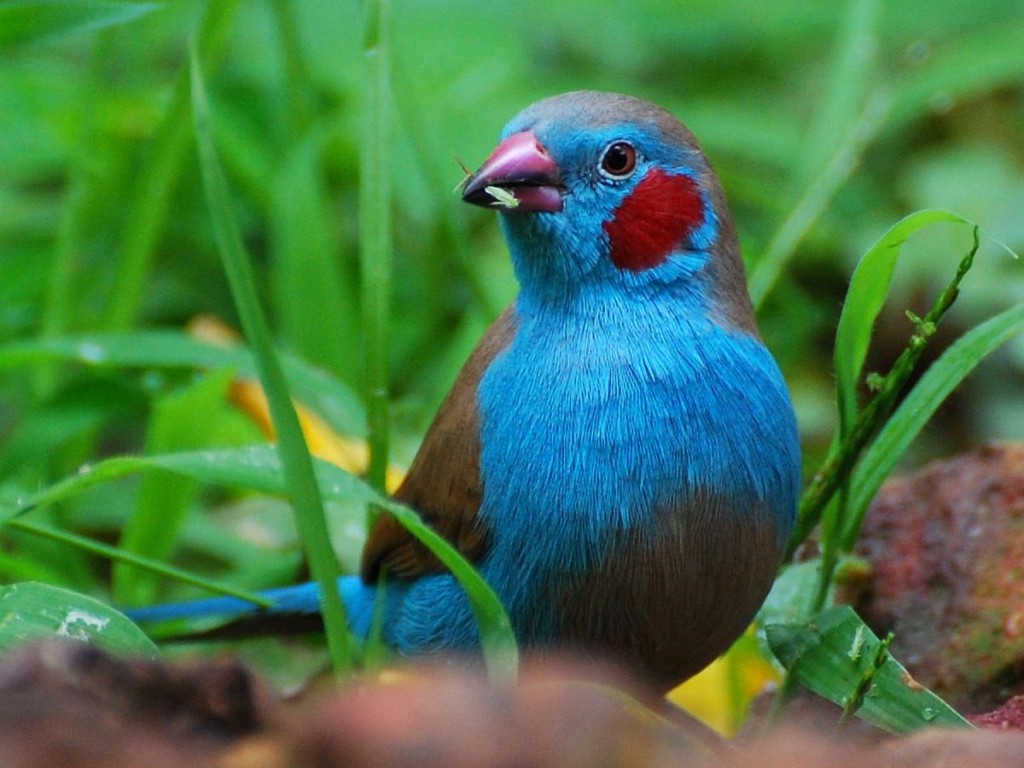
[{"left": 461, "top": 130, "right": 564, "bottom": 213}]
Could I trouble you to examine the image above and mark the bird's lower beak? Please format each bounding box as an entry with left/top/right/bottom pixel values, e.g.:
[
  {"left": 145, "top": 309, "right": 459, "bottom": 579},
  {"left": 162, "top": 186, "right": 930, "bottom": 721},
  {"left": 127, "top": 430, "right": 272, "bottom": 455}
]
[{"left": 461, "top": 130, "right": 564, "bottom": 213}]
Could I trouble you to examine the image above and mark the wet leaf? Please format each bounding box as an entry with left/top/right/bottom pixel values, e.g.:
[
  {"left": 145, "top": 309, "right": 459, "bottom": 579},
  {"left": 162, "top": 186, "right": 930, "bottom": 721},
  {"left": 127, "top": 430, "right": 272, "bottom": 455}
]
[{"left": 0, "top": 582, "right": 158, "bottom": 656}]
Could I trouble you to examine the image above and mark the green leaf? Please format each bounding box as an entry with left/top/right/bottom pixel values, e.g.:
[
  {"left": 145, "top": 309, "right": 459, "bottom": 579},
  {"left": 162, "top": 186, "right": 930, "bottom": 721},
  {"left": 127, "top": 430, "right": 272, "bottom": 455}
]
[
  {"left": 843, "top": 300, "right": 1024, "bottom": 538},
  {"left": 0, "top": 582, "right": 159, "bottom": 656},
  {"left": 0, "top": 0, "right": 160, "bottom": 49},
  {"left": 833, "top": 210, "right": 972, "bottom": 435},
  {"left": 767, "top": 606, "right": 971, "bottom": 733},
  {"left": 758, "top": 559, "right": 825, "bottom": 627}
]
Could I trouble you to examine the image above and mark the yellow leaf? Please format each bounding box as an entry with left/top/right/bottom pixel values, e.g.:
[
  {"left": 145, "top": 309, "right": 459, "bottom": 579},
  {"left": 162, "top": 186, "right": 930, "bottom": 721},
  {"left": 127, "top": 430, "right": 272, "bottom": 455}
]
[
  {"left": 666, "top": 627, "right": 780, "bottom": 736},
  {"left": 189, "top": 315, "right": 405, "bottom": 493}
]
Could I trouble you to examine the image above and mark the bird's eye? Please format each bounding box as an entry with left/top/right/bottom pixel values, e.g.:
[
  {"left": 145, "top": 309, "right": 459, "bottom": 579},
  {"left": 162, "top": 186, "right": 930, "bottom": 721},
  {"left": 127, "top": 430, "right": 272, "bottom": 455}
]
[{"left": 599, "top": 141, "right": 637, "bottom": 179}]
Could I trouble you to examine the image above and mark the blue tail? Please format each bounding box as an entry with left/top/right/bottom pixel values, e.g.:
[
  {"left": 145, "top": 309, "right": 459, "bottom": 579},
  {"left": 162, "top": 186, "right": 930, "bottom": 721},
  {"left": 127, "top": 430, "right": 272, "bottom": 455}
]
[{"left": 125, "top": 575, "right": 378, "bottom": 639}]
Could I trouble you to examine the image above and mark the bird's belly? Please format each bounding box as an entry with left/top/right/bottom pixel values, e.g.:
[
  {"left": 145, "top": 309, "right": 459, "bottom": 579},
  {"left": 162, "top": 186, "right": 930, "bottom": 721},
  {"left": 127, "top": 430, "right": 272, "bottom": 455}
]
[{"left": 551, "top": 491, "right": 782, "bottom": 686}]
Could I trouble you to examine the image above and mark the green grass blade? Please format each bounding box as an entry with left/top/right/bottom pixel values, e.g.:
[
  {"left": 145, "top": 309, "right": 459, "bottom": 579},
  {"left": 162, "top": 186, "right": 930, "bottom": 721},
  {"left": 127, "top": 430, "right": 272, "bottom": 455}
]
[
  {"left": 843, "top": 301, "right": 1024, "bottom": 541},
  {"left": 833, "top": 210, "right": 972, "bottom": 436},
  {"left": 101, "top": 1, "right": 239, "bottom": 332},
  {"left": 2, "top": 449, "right": 377, "bottom": 520},
  {"left": 0, "top": 333, "right": 252, "bottom": 371},
  {"left": 190, "top": 47, "right": 352, "bottom": 673},
  {"left": 0, "top": 332, "right": 368, "bottom": 438},
  {"left": 0, "top": 582, "right": 159, "bottom": 656},
  {"left": 797, "top": 0, "right": 880, "bottom": 182},
  {"left": 767, "top": 606, "right": 971, "bottom": 733},
  {"left": 359, "top": 0, "right": 393, "bottom": 494},
  {"left": 749, "top": 93, "right": 889, "bottom": 310},
  {"left": 3, "top": 516, "right": 271, "bottom": 609},
  {"left": 0, "top": 0, "right": 160, "bottom": 49},
  {"left": 354, "top": 1, "right": 516, "bottom": 677}
]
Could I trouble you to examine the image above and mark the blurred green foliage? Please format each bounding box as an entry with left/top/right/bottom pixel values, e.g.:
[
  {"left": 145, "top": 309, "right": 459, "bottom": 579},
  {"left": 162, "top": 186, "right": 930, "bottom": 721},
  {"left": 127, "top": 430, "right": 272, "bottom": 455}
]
[{"left": 0, "top": 0, "right": 1022, "bottom": 686}]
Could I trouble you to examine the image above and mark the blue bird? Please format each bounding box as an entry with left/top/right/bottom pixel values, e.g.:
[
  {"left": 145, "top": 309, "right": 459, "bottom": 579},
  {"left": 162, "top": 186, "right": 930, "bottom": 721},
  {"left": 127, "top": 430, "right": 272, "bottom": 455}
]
[{"left": 128, "top": 91, "right": 801, "bottom": 687}]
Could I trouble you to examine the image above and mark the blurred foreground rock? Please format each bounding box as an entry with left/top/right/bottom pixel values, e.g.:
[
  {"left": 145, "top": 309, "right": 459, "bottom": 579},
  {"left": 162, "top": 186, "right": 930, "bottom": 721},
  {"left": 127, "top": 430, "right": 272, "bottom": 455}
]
[
  {"left": 4, "top": 643, "right": 1024, "bottom": 768},
  {"left": 854, "top": 442, "right": 1024, "bottom": 713},
  {"left": 0, "top": 642, "right": 268, "bottom": 768}
]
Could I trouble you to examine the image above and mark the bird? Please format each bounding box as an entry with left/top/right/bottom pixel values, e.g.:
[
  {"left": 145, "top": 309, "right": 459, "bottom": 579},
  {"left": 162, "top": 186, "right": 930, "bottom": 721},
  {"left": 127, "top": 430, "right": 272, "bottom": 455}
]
[{"left": 127, "top": 91, "right": 801, "bottom": 688}]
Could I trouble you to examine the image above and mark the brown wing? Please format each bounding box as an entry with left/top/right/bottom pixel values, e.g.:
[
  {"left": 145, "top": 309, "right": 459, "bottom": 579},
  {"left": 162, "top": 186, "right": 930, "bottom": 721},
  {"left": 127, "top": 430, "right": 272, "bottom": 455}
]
[{"left": 360, "top": 306, "right": 518, "bottom": 582}]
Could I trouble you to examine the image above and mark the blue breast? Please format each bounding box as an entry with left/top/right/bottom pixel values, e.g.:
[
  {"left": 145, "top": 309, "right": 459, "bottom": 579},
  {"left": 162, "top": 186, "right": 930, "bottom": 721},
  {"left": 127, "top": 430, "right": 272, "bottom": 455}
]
[
  {"left": 475, "top": 279, "right": 799, "bottom": 631},
  {"left": 383, "top": 277, "right": 799, "bottom": 657}
]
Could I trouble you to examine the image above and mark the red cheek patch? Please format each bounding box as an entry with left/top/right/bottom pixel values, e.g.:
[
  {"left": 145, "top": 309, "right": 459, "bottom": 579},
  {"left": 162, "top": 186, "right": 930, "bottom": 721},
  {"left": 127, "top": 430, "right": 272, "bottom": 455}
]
[{"left": 602, "top": 170, "right": 705, "bottom": 272}]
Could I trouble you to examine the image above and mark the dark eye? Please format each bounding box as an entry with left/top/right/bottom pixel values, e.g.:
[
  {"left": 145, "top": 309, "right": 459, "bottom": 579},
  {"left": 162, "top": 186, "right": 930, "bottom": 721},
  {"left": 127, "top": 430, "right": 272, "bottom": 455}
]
[{"left": 599, "top": 141, "right": 637, "bottom": 179}]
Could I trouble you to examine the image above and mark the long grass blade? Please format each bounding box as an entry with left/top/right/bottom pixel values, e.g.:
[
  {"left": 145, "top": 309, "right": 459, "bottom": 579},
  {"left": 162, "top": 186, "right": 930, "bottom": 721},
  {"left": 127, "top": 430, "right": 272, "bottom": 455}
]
[
  {"left": 189, "top": 46, "right": 353, "bottom": 674},
  {"left": 359, "top": 0, "right": 393, "bottom": 495},
  {"left": 102, "top": 1, "right": 240, "bottom": 332},
  {"left": 4, "top": 514, "right": 271, "bottom": 609},
  {"left": 833, "top": 210, "right": 972, "bottom": 437},
  {"left": 0, "top": 0, "right": 159, "bottom": 49}
]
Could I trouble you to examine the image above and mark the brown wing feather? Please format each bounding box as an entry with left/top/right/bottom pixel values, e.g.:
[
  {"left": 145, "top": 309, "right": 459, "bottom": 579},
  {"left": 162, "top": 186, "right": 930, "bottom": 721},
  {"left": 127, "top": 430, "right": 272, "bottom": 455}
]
[{"left": 360, "top": 306, "right": 518, "bottom": 582}]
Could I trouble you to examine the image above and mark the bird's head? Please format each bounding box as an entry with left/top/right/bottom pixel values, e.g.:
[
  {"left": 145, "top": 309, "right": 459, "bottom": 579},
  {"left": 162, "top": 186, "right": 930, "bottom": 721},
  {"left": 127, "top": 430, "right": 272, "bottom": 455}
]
[{"left": 462, "top": 91, "right": 755, "bottom": 330}]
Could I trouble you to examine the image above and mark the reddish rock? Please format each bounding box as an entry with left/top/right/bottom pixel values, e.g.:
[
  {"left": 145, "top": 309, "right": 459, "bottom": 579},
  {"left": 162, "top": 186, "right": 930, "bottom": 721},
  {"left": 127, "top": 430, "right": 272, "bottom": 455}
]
[
  {"left": 286, "top": 661, "right": 692, "bottom": 768},
  {"left": 969, "top": 694, "right": 1024, "bottom": 730},
  {"left": 0, "top": 642, "right": 271, "bottom": 768},
  {"left": 855, "top": 443, "right": 1024, "bottom": 713}
]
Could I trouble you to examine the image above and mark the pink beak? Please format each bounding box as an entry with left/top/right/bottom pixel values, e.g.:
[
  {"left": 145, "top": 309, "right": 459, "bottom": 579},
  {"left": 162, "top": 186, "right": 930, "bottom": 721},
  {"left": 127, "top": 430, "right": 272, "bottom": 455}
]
[{"left": 461, "top": 130, "right": 564, "bottom": 213}]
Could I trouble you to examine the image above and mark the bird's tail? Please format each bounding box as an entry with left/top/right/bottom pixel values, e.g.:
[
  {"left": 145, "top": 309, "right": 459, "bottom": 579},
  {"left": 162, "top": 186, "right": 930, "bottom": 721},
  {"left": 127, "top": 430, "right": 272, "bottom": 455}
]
[{"left": 124, "top": 575, "right": 378, "bottom": 639}]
